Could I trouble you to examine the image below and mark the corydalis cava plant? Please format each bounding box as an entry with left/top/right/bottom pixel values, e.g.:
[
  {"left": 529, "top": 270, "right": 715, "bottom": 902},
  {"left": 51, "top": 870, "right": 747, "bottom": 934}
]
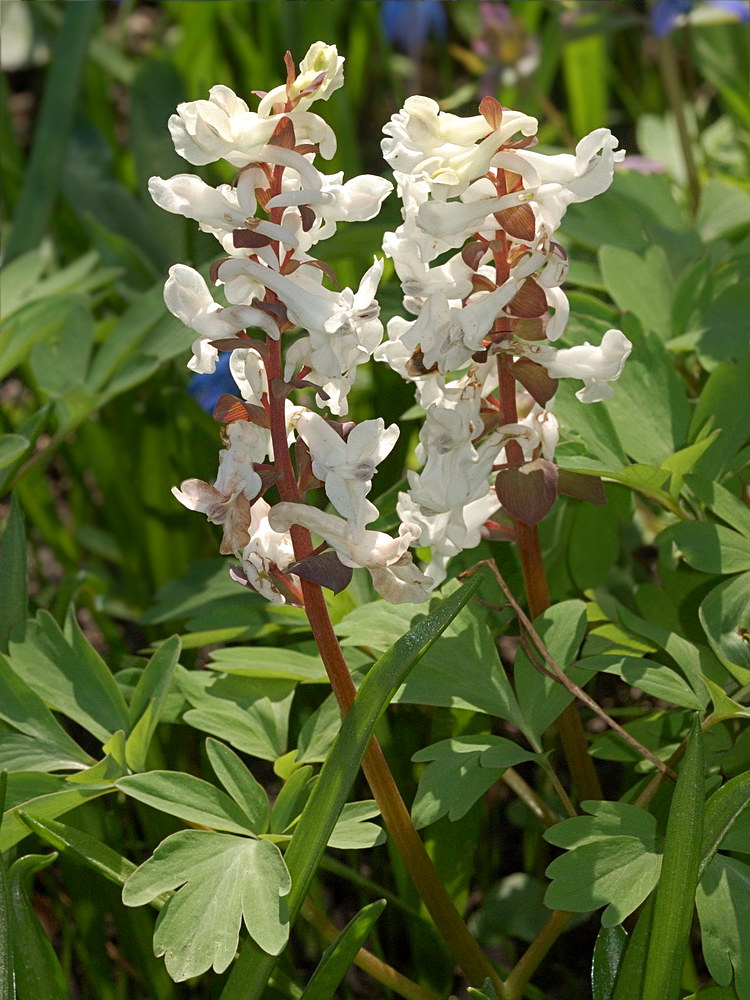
[
  {"left": 378, "top": 94, "right": 632, "bottom": 585},
  {"left": 152, "top": 43, "right": 432, "bottom": 605}
]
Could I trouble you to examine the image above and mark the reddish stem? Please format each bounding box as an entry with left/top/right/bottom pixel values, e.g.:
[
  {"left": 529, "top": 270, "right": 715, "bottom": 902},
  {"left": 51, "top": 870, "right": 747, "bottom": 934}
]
[{"left": 259, "top": 160, "right": 504, "bottom": 992}]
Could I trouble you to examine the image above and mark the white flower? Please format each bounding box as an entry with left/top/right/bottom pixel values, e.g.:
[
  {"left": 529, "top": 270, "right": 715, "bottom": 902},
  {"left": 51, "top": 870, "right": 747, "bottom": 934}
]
[
  {"left": 531, "top": 329, "right": 632, "bottom": 403},
  {"left": 148, "top": 172, "right": 299, "bottom": 251},
  {"left": 172, "top": 421, "right": 270, "bottom": 554},
  {"left": 395, "top": 282, "right": 521, "bottom": 373},
  {"left": 163, "top": 265, "right": 280, "bottom": 373},
  {"left": 229, "top": 348, "right": 268, "bottom": 408},
  {"left": 221, "top": 256, "right": 385, "bottom": 414},
  {"left": 257, "top": 42, "right": 345, "bottom": 116},
  {"left": 169, "top": 85, "right": 337, "bottom": 167},
  {"left": 397, "top": 489, "right": 500, "bottom": 587},
  {"left": 240, "top": 498, "right": 301, "bottom": 604},
  {"left": 293, "top": 411, "right": 399, "bottom": 530},
  {"left": 267, "top": 172, "right": 393, "bottom": 249},
  {"left": 268, "top": 503, "right": 432, "bottom": 604},
  {"left": 382, "top": 96, "right": 537, "bottom": 198}
]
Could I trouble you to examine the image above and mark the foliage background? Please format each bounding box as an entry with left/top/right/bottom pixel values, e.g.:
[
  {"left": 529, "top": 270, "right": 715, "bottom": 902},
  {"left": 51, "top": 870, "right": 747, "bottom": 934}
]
[{"left": 1, "top": 2, "right": 749, "bottom": 999}]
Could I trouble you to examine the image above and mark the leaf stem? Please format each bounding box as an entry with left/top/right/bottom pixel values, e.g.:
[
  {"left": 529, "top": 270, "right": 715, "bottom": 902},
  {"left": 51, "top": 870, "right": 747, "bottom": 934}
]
[
  {"left": 502, "top": 767, "right": 561, "bottom": 827},
  {"left": 300, "top": 897, "right": 442, "bottom": 1000},
  {"left": 503, "top": 910, "right": 572, "bottom": 1000}
]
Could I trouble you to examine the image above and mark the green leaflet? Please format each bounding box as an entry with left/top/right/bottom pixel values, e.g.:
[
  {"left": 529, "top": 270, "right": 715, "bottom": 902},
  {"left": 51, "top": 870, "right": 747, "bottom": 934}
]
[{"left": 543, "top": 801, "right": 662, "bottom": 926}]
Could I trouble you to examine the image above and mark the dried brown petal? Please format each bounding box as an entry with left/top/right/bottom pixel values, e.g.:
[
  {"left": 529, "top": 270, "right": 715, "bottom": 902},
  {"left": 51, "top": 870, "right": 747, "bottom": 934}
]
[
  {"left": 494, "top": 458, "right": 559, "bottom": 526},
  {"left": 494, "top": 203, "right": 536, "bottom": 242},
  {"left": 268, "top": 115, "right": 295, "bottom": 149},
  {"left": 512, "top": 358, "right": 559, "bottom": 406},
  {"left": 506, "top": 277, "right": 547, "bottom": 318},
  {"left": 479, "top": 96, "right": 504, "bottom": 130}
]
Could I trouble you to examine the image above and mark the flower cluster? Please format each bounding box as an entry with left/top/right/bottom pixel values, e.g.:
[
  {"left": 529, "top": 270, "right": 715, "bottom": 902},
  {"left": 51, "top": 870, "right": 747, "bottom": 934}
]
[
  {"left": 378, "top": 95, "right": 632, "bottom": 584},
  {"left": 153, "top": 44, "right": 432, "bottom": 605}
]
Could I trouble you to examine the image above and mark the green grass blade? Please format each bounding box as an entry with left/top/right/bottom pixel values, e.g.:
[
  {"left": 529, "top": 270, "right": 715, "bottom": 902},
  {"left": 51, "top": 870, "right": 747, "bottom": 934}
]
[
  {"left": 0, "top": 495, "right": 27, "bottom": 653},
  {"left": 611, "top": 895, "right": 655, "bottom": 1000},
  {"left": 592, "top": 924, "right": 628, "bottom": 1000},
  {"left": 219, "top": 573, "right": 483, "bottom": 1000},
  {"left": 300, "top": 899, "right": 386, "bottom": 1000},
  {"left": 5, "top": 1, "right": 99, "bottom": 262},
  {"left": 562, "top": 25, "right": 608, "bottom": 139},
  {"left": 6, "top": 854, "right": 67, "bottom": 1000},
  {"left": 642, "top": 715, "right": 705, "bottom": 1000}
]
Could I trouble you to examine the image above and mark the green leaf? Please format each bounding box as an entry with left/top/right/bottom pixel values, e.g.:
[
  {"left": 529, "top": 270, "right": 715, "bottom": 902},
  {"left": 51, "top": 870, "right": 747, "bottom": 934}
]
[
  {"left": 642, "top": 715, "right": 705, "bottom": 1000},
  {"left": 208, "top": 646, "right": 328, "bottom": 683},
  {"left": 5, "top": 854, "right": 67, "bottom": 1000},
  {"left": 269, "top": 765, "right": 314, "bottom": 835},
  {"left": 123, "top": 831, "right": 291, "bottom": 978},
  {"left": 613, "top": 602, "right": 713, "bottom": 702},
  {"left": 599, "top": 323, "right": 690, "bottom": 466},
  {"left": 0, "top": 496, "right": 27, "bottom": 652},
  {"left": 6, "top": 611, "right": 129, "bottom": 743},
  {"left": 300, "top": 899, "right": 386, "bottom": 1000},
  {"left": 125, "top": 636, "right": 180, "bottom": 772},
  {"left": 592, "top": 924, "right": 628, "bottom": 1000},
  {"left": 411, "top": 736, "right": 538, "bottom": 829},
  {"left": 206, "top": 739, "right": 270, "bottom": 835},
  {"left": 0, "top": 435, "right": 29, "bottom": 472},
  {"left": 700, "top": 574, "right": 750, "bottom": 680},
  {"left": 338, "top": 587, "right": 525, "bottom": 728},
  {"left": 611, "top": 895, "right": 655, "bottom": 1000},
  {"left": 116, "top": 771, "right": 259, "bottom": 836},
  {"left": 514, "top": 600, "right": 589, "bottom": 740},
  {"left": 686, "top": 476, "right": 750, "bottom": 541},
  {"left": 178, "top": 667, "right": 295, "bottom": 762},
  {"left": 5, "top": 0, "right": 99, "bottom": 262},
  {"left": 327, "top": 801, "right": 384, "bottom": 850},
  {"left": 696, "top": 855, "right": 750, "bottom": 999},
  {"left": 544, "top": 802, "right": 662, "bottom": 925},
  {"left": 689, "top": 361, "right": 750, "bottom": 480},
  {"left": 562, "top": 27, "right": 607, "bottom": 138},
  {"left": 1, "top": 779, "right": 112, "bottom": 852},
  {"left": 577, "top": 655, "right": 706, "bottom": 710},
  {"left": 296, "top": 692, "right": 341, "bottom": 764},
  {"left": 664, "top": 522, "right": 750, "bottom": 575},
  {"left": 28, "top": 300, "right": 94, "bottom": 398},
  {"left": 662, "top": 434, "right": 722, "bottom": 497},
  {"left": 220, "top": 574, "right": 484, "bottom": 1000},
  {"left": 599, "top": 245, "right": 674, "bottom": 341},
  {"left": 19, "top": 811, "right": 139, "bottom": 893},
  {"left": 701, "top": 773, "right": 750, "bottom": 879}
]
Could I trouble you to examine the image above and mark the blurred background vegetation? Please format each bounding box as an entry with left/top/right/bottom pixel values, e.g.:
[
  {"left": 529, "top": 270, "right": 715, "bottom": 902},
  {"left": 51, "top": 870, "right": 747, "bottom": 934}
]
[
  {"left": 2, "top": 0, "right": 748, "bottom": 639},
  {"left": 1, "top": 2, "right": 749, "bottom": 997}
]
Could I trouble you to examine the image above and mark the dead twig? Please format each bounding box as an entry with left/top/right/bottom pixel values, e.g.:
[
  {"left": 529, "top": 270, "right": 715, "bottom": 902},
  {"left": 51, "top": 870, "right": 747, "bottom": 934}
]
[{"left": 463, "top": 560, "right": 678, "bottom": 783}]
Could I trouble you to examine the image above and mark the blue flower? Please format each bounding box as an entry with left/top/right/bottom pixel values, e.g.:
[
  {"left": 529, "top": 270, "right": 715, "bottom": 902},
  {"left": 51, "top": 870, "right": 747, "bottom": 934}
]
[
  {"left": 651, "top": 0, "right": 694, "bottom": 37},
  {"left": 705, "top": 0, "right": 750, "bottom": 20},
  {"left": 651, "top": 0, "right": 749, "bottom": 35},
  {"left": 381, "top": 0, "right": 448, "bottom": 55},
  {"left": 187, "top": 352, "right": 237, "bottom": 413}
]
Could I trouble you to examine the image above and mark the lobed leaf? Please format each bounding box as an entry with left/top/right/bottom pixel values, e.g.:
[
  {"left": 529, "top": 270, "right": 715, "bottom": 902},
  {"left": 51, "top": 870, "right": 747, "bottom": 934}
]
[{"left": 123, "top": 831, "right": 291, "bottom": 979}]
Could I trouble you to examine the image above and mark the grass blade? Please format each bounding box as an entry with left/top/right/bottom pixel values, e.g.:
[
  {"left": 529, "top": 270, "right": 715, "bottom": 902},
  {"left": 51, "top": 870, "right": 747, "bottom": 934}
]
[
  {"left": 300, "top": 899, "right": 386, "bottom": 1000},
  {"left": 642, "top": 715, "right": 705, "bottom": 1000},
  {"left": 5, "top": 1, "right": 99, "bottom": 262}
]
